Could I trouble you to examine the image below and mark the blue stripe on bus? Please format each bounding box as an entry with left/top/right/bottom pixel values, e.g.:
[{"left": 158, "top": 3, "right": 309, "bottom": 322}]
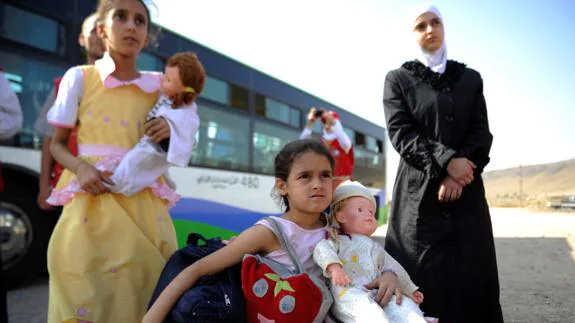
[{"left": 169, "top": 197, "right": 280, "bottom": 232}]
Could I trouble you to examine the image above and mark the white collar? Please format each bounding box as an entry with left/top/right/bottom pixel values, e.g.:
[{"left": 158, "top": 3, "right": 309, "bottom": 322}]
[{"left": 94, "top": 53, "right": 161, "bottom": 93}]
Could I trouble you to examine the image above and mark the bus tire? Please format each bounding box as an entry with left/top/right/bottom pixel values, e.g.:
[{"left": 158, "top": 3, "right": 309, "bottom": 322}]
[{"left": 1, "top": 172, "right": 58, "bottom": 289}]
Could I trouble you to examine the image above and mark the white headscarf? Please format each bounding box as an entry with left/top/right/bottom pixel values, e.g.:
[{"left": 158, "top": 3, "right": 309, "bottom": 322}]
[{"left": 411, "top": 3, "right": 448, "bottom": 74}]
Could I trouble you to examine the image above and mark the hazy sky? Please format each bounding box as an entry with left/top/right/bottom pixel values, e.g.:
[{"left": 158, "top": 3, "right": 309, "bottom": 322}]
[{"left": 152, "top": 0, "right": 575, "bottom": 191}]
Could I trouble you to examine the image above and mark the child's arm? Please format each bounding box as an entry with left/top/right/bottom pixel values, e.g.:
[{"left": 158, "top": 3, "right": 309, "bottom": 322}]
[
  {"left": 143, "top": 224, "right": 278, "bottom": 323},
  {"left": 313, "top": 239, "right": 351, "bottom": 286},
  {"left": 48, "top": 67, "right": 113, "bottom": 195},
  {"left": 51, "top": 127, "right": 113, "bottom": 195}
]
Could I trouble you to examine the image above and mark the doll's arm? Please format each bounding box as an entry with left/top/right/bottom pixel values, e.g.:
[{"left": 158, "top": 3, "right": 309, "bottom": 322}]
[
  {"left": 327, "top": 263, "right": 352, "bottom": 286},
  {"left": 313, "top": 239, "right": 352, "bottom": 286},
  {"left": 313, "top": 239, "right": 343, "bottom": 276},
  {"left": 411, "top": 290, "right": 424, "bottom": 305}
]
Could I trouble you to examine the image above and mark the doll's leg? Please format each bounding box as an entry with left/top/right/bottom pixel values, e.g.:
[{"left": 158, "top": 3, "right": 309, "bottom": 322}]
[
  {"left": 331, "top": 286, "right": 390, "bottom": 323},
  {"left": 383, "top": 296, "right": 427, "bottom": 323}
]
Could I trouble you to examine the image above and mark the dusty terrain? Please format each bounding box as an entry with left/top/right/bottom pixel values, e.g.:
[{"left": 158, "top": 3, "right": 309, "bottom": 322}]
[
  {"left": 374, "top": 207, "right": 575, "bottom": 323},
  {"left": 7, "top": 208, "right": 575, "bottom": 323}
]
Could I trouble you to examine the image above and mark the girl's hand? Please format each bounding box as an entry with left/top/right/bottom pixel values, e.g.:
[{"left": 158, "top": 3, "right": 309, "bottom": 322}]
[
  {"left": 411, "top": 290, "right": 424, "bottom": 305},
  {"left": 328, "top": 264, "right": 352, "bottom": 286},
  {"left": 144, "top": 265, "right": 201, "bottom": 323},
  {"left": 438, "top": 176, "right": 463, "bottom": 202},
  {"left": 76, "top": 162, "right": 114, "bottom": 195},
  {"left": 37, "top": 185, "right": 54, "bottom": 211},
  {"left": 447, "top": 157, "right": 476, "bottom": 185},
  {"left": 364, "top": 271, "right": 402, "bottom": 307},
  {"left": 145, "top": 117, "right": 171, "bottom": 143}
]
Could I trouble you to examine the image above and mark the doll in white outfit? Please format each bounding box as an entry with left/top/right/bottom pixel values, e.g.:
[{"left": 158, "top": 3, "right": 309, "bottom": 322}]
[
  {"left": 313, "top": 181, "right": 437, "bottom": 323},
  {"left": 108, "top": 52, "right": 205, "bottom": 196}
]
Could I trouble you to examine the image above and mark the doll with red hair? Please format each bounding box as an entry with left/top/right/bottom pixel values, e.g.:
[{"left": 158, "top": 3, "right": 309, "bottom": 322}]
[
  {"left": 107, "top": 52, "right": 206, "bottom": 198},
  {"left": 300, "top": 107, "right": 354, "bottom": 188}
]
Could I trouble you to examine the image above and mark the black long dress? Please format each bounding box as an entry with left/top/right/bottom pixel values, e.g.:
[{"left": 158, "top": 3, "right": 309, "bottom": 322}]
[{"left": 383, "top": 60, "right": 504, "bottom": 323}]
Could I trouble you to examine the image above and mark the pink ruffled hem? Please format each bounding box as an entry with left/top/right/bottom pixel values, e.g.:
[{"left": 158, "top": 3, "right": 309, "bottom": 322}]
[{"left": 46, "top": 155, "right": 181, "bottom": 209}]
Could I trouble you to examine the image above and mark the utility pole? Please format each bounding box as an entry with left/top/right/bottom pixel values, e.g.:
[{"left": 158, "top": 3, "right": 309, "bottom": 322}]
[{"left": 519, "top": 164, "right": 524, "bottom": 208}]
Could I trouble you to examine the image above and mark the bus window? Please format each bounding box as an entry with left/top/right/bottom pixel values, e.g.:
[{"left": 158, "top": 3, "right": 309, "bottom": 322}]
[
  {"left": 0, "top": 50, "right": 66, "bottom": 148},
  {"left": 1, "top": 4, "right": 65, "bottom": 55},
  {"left": 252, "top": 121, "right": 299, "bottom": 174},
  {"left": 192, "top": 103, "right": 250, "bottom": 171}
]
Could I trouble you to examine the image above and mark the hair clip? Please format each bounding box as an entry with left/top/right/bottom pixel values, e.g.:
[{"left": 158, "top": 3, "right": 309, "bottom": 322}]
[{"left": 184, "top": 86, "right": 195, "bottom": 94}]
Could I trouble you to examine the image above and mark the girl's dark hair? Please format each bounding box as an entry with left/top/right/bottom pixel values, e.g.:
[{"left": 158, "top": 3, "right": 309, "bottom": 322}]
[{"left": 273, "top": 139, "right": 335, "bottom": 211}]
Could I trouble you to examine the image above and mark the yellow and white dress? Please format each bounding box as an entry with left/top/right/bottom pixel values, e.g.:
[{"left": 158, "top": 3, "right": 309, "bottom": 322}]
[{"left": 46, "top": 54, "right": 178, "bottom": 323}]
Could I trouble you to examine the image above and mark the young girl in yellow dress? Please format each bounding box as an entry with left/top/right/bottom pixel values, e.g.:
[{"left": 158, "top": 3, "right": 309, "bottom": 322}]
[{"left": 46, "top": 0, "right": 180, "bottom": 322}]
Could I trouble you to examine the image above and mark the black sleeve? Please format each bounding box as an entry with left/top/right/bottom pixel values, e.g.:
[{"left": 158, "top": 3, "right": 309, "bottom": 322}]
[
  {"left": 159, "top": 137, "right": 170, "bottom": 152},
  {"left": 383, "top": 71, "right": 456, "bottom": 179},
  {"left": 454, "top": 75, "right": 493, "bottom": 173},
  {"left": 147, "top": 117, "right": 170, "bottom": 152}
]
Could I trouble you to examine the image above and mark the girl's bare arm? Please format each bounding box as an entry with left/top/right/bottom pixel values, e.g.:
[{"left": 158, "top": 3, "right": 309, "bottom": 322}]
[
  {"left": 50, "top": 127, "right": 112, "bottom": 194},
  {"left": 50, "top": 127, "right": 81, "bottom": 173},
  {"left": 144, "top": 225, "right": 278, "bottom": 323}
]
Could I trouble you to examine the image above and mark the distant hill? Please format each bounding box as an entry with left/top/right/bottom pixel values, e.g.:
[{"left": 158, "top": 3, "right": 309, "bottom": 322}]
[{"left": 483, "top": 158, "right": 575, "bottom": 201}]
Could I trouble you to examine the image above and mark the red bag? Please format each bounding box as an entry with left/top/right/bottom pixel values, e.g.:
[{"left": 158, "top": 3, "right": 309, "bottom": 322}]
[{"left": 241, "top": 217, "right": 332, "bottom": 323}]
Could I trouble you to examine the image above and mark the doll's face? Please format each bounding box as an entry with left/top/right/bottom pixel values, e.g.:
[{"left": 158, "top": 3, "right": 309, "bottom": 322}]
[
  {"left": 160, "top": 65, "right": 185, "bottom": 97},
  {"left": 336, "top": 196, "right": 377, "bottom": 236}
]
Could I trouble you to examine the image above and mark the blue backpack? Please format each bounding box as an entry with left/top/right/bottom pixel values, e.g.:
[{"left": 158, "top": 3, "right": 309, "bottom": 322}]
[{"left": 148, "top": 233, "right": 246, "bottom": 323}]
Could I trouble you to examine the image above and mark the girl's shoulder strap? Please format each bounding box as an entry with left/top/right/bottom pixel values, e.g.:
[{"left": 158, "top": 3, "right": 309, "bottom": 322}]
[{"left": 262, "top": 217, "right": 305, "bottom": 274}]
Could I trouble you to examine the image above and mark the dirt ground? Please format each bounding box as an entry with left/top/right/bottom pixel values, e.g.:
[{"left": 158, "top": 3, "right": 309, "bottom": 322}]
[
  {"left": 7, "top": 208, "right": 575, "bottom": 323},
  {"left": 374, "top": 207, "right": 575, "bottom": 323}
]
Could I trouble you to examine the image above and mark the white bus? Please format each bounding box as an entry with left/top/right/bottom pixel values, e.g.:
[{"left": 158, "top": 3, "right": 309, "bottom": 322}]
[{"left": 0, "top": 0, "right": 387, "bottom": 287}]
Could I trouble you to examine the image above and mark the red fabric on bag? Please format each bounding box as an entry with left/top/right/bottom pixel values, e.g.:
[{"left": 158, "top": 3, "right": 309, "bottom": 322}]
[{"left": 242, "top": 255, "right": 323, "bottom": 323}]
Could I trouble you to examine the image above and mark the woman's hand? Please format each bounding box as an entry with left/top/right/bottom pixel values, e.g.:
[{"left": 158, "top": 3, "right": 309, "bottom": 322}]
[
  {"left": 438, "top": 176, "right": 463, "bottom": 202},
  {"left": 447, "top": 157, "right": 476, "bottom": 185},
  {"left": 364, "top": 271, "right": 402, "bottom": 307},
  {"left": 145, "top": 117, "right": 171, "bottom": 143},
  {"left": 75, "top": 162, "right": 114, "bottom": 195}
]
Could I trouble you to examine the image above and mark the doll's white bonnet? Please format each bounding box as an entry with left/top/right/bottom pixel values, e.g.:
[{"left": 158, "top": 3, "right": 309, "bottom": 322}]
[{"left": 332, "top": 180, "right": 377, "bottom": 209}]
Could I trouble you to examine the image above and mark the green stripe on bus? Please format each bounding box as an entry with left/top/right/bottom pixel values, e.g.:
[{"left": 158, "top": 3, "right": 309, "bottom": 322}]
[
  {"left": 172, "top": 219, "right": 240, "bottom": 248},
  {"left": 172, "top": 205, "right": 388, "bottom": 248}
]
